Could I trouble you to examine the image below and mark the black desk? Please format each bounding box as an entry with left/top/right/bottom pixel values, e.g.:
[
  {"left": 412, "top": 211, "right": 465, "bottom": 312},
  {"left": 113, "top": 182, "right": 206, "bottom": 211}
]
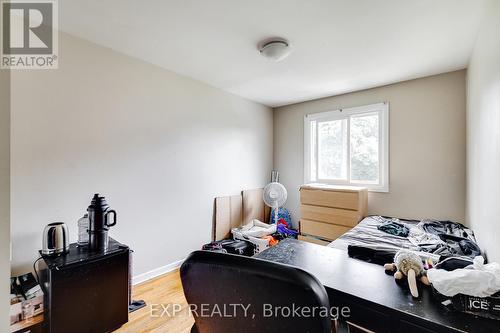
[{"left": 256, "top": 239, "right": 500, "bottom": 333}]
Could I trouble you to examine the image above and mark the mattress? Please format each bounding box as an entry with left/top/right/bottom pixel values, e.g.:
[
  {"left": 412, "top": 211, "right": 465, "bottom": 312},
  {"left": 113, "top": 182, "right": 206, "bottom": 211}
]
[{"left": 328, "top": 215, "right": 480, "bottom": 265}]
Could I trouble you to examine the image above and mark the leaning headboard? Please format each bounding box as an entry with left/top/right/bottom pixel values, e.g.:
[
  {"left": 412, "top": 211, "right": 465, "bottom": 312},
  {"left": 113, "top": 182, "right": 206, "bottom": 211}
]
[{"left": 213, "top": 188, "right": 270, "bottom": 241}]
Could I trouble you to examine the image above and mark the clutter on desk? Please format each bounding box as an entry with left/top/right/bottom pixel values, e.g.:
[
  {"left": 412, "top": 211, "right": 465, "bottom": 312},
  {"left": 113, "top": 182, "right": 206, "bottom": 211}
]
[
  {"left": 10, "top": 273, "right": 44, "bottom": 325},
  {"left": 436, "top": 290, "right": 500, "bottom": 321},
  {"left": 350, "top": 215, "right": 500, "bottom": 319},
  {"left": 382, "top": 252, "right": 500, "bottom": 319},
  {"left": 428, "top": 256, "right": 500, "bottom": 298},
  {"left": 384, "top": 250, "right": 430, "bottom": 298},
  {"left": 433, "top": 256, "right": 472, "bottom": 271},
  {"left": 428, "top": 256, "right": 500, "bottom": 320}
]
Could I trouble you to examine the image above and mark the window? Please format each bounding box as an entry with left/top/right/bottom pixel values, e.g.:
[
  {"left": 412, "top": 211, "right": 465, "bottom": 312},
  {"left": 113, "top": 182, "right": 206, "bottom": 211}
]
[{"left": 304, "top": 102, "right": 389, "bottom": 192}]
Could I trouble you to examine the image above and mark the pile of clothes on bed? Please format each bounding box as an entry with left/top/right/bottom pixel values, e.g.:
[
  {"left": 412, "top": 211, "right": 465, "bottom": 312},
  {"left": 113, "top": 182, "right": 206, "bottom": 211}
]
[{"left": 338, "top": 215, "right": 482, "bottom": 270}]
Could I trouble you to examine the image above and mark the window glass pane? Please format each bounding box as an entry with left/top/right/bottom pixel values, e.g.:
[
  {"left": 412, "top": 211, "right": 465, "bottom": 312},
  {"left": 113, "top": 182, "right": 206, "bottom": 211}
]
[
  {"left": 310, "top": 121, "right": 317, "bottom": 181},
  {"left": 318, "top": 119, "right": 347, "bottom": 180},
  {"left": 350, "top": 113, "right": 379, "bottom": 183}
]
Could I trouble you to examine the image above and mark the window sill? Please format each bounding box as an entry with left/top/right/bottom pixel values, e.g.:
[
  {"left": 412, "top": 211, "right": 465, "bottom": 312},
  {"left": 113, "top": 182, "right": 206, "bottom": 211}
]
[
  {"left": 304, "top": 181, "right": 389, "bottom": 193},
  {"left": 367, "top": 187, "right": 389, "bottom": 193}
]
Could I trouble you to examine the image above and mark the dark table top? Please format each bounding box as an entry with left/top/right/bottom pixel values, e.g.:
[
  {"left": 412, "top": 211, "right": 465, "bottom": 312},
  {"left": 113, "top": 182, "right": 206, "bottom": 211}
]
[
  {"left": 40, "top": 237, "right": 129, "bottom": 270},
  {"left": 256, "top": 238, "right": 500, "bottom": 333}
]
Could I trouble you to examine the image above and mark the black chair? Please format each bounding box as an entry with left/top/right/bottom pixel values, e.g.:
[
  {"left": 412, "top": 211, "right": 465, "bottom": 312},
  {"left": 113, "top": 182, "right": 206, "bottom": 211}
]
[{"left": 181, "top": 250, "right": 332, "bottom": 333}]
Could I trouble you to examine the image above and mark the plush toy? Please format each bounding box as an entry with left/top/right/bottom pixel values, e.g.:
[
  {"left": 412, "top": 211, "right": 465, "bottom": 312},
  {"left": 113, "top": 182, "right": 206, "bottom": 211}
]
[{"left": 384, "top": 250, "right": 430, "bottom": 298}]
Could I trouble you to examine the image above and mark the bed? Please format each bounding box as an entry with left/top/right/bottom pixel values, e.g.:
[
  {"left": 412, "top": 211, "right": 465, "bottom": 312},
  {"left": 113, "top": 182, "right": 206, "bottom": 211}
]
[{"left": 328, "top": 215, "right": 482, "bottom": 267}]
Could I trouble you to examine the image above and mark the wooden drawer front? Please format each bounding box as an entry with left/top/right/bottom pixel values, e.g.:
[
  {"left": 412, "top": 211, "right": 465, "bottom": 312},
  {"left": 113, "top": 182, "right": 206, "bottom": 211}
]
[
  {"left": 298, "top": 234, "right": 330, "bottom": 246},
  {"left": 300, "top": 189, "right": 360, "bottom": 210},
  {"left": 301, "top": 204, "right": 361, "bottom": 227},
  {"left": 301, "top": 220, "right": 351, "bottom": 241}
]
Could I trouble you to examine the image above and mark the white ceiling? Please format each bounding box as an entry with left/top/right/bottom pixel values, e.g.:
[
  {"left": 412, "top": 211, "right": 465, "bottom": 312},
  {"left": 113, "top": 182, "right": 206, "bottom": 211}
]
[{"left": 59, "top": 0, "right": 485, "bottom": 107}]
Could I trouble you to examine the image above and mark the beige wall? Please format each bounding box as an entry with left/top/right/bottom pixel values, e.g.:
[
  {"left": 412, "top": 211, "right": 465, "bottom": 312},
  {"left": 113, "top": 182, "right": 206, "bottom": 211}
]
[
  {"left": 10, "top": 33, "right": 273, "bottom": 276},
  {"left": 274, "top": 70, "right": 466, "bottom": 226},
  {"left": 467, "top": 0, "right": 500, "bottom": 262},
  {"left": 0, "top": 68, "right": 10, "bottom": 333}
]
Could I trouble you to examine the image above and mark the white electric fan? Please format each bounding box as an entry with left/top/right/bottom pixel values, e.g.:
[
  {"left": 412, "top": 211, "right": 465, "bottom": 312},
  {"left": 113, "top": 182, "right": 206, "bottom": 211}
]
[{"left": 263, "top": 182, "right": 288, "bottom": 225}]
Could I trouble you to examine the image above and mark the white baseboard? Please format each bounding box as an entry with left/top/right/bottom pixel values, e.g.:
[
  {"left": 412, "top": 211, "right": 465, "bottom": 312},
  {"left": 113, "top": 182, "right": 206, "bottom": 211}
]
[{"left": 132, "top": 258, "right": 185, "bottom": 286}]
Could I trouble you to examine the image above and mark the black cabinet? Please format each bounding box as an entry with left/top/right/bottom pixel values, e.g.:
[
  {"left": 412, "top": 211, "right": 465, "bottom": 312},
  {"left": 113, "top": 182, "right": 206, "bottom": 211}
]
[{"left": 39, "top": 238, "right": 130, "bottom": 333}]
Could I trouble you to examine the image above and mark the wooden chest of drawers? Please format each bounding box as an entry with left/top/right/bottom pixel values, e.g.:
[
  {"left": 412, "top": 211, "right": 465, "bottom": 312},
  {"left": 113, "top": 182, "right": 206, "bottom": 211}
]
[{"left": 299, "top": 184, "right": 368, "bottom": 243}]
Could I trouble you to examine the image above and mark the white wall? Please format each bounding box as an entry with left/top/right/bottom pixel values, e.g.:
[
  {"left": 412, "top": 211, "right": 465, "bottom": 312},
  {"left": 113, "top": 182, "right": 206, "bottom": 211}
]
[
  {"left": 466, "top": 0, "right": 500, "bottom": 262},
  {"left": 10, "top": 33, "right": 273, "bottom": 276},
  {"left": 274, "top": 71, "right": 466, "bottom": 226},
  {"left": 0, "top": 67, "right": 10, "bottom": 333}
]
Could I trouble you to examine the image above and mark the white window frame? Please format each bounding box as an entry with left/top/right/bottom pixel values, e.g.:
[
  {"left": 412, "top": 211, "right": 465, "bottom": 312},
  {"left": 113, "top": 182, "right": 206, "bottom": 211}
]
[{"left": 304, "top": 102, "right": 389, "bottom": 192}]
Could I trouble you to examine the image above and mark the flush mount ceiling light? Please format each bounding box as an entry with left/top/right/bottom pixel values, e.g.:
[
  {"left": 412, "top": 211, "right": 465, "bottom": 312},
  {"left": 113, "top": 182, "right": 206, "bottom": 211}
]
[{"left": 258, "top": 38, "right": 292, "bottom": 62}]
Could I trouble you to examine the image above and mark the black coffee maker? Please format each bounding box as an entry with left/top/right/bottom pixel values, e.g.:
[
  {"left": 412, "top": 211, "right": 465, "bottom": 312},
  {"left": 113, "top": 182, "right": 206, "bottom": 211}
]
[{"left": 87, "top": 193, "right": 117, "bottom": 251}]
